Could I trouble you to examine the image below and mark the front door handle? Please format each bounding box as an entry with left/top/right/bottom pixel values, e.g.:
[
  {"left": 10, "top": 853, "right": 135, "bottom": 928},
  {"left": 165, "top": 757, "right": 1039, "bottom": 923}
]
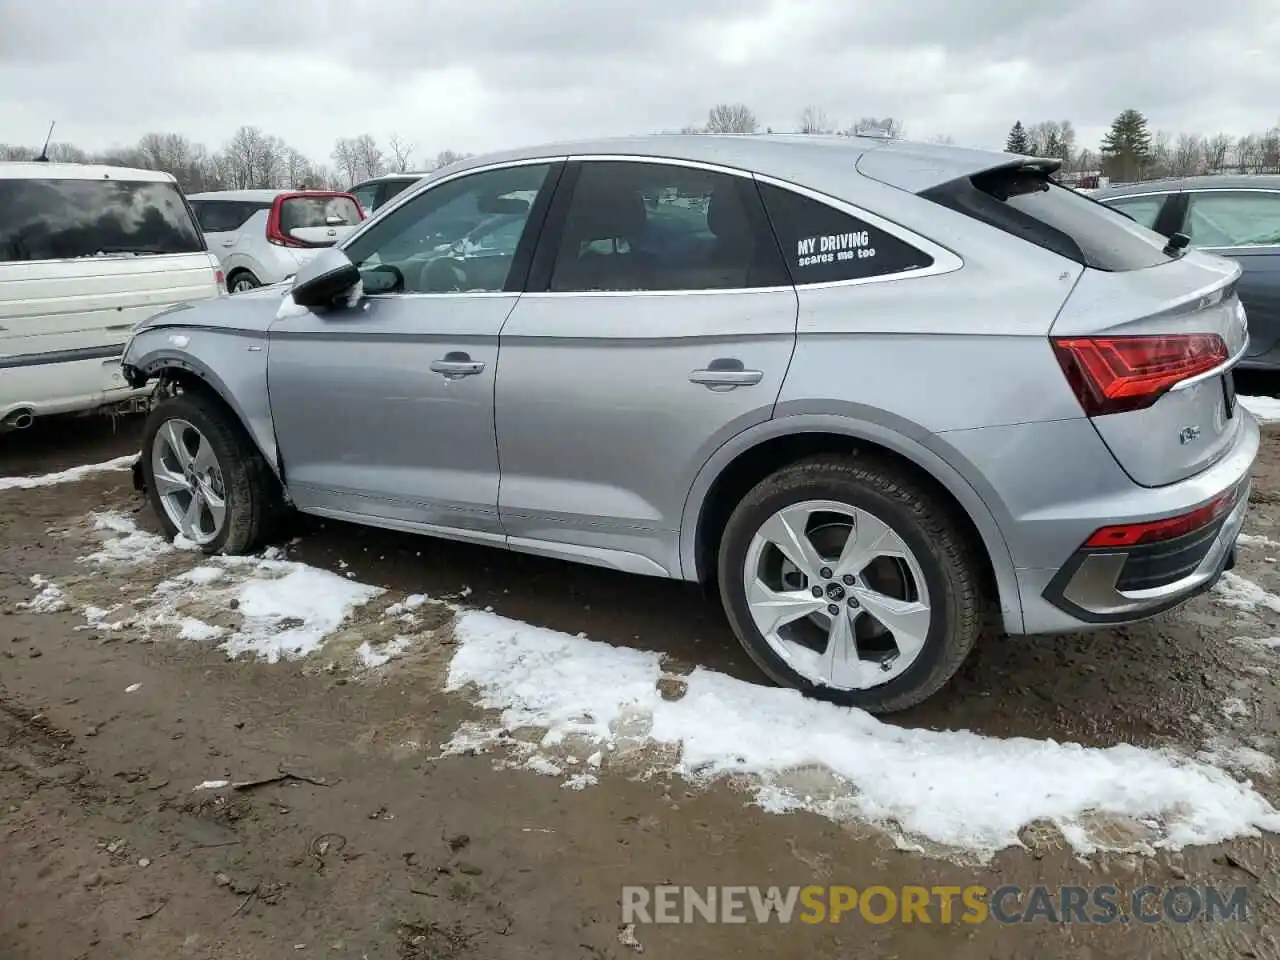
[
  {"left": 689, "top": 359, "right": 764, "bottom": 389},
  {"left": 431, "top": 352, "right": 485, "bottom": 379},
  {"left": 221, "top": 239, "right": 235, "bottom": 247}
]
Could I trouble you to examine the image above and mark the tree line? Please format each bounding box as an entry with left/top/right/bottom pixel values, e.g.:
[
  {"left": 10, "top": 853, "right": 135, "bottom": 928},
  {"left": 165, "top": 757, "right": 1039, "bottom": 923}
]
[
  {"left": 0, "top": 126, "right": 472, "bottom": 193},
  {"left": 3, "top": 106, "right": 1278, "bottom": 193},
  {"left": 1006, "top": 109, "right": 1280, "bottom": 183}
]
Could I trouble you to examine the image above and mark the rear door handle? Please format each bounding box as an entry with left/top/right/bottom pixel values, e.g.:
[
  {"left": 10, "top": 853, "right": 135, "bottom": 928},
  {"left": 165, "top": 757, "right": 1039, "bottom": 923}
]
[
  {"left": 431, "top": 353, "right": 485, "bottom": 379},
  {"left": 221, "top": 239, "right": 235, "bottom": 247},
  {"left": 689, "top": 366, "right": 764, "bottom": 388}
]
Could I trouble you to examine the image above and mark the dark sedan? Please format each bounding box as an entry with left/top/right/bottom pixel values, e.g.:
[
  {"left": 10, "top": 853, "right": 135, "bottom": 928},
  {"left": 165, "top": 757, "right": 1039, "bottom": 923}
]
[{"left": 1094, "top": 175, "right": 1280, "bottom": 370}]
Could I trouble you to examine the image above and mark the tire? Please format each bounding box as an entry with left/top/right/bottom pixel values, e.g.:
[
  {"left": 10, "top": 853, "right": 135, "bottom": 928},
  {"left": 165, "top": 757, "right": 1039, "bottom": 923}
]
[
  {"left": 228, "top": 270, "right": 260, "bottom": 294},
  {"left": 141, "top": 391, "right": 276, "bottom": 555},
  {"left": 717, "top": 453, "right": 986, "bottom": 714}
]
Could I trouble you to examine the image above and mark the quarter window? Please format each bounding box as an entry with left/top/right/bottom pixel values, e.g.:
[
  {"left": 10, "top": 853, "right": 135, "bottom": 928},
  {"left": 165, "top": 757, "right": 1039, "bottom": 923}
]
[
  {"left": 1185, "top": 191, "right": 1280, "bottom": 248},
  {"left": 1105, "top": 195, "right": 1165, "bottom": 231},
  {"left": 757, "top": 183, "right": 934, "bottom": 284},
  {"left": 343, "top": 163, "right": 552, "bottom": 294},
  {"left": 548, "top": 161, "right": 789, "bottom": 292}
]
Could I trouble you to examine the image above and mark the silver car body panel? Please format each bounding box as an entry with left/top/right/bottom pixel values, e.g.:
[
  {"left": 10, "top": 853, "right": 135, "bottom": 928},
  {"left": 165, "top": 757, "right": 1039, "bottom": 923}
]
[{"left": 121, "top": 135, "right": 1261, "bottom": 637}]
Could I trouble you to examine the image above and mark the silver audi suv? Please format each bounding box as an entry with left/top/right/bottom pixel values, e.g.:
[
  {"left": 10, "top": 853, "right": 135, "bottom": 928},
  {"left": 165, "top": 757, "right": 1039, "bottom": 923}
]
[{"left": 120, "top": 135, "right": 1258, "bottom": 713}]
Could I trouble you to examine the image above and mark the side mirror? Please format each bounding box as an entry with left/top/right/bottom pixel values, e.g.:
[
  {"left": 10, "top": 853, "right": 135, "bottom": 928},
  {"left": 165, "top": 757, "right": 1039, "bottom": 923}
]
[{"left": 291, "top": 247, "right": 360, "bottom": 309}]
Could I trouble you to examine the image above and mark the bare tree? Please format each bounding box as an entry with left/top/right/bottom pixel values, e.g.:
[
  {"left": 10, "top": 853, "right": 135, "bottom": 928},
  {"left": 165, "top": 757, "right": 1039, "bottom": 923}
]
[
  {"left": 1234, "top": 134, "right": 1261, "bottom": 174},
  {"left": 283, "top": 147, "right": 313, "bottom": 189},
  {"left": 798, "top": 106, "right": 833, "bottom": 135},
  {"left": 387, "top": 133, "right": 415, "bottom": 172},
  {"left": 330, "top": 137, "right": 360, "bottom": 187},
  {"left": 1171, "top": 133, "right": 1204, "bottom": 177},
  {"left": 350, "top": 134, "right": 385, "bottom": 181},
  {"left": 432, "top": 149, "right": 471, "bottom": 170},
  {"left": 1205, "top": 134, "right": 1231, "bottom": 174},
  {"left": 705, "top": 103, "right": 758, "bottom": 134}
]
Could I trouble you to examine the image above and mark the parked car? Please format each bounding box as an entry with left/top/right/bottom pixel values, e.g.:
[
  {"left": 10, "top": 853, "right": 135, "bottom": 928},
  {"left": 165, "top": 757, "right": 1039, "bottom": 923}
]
[
  {"left": 121, "top": 136, "right": 1257, "bottom": 713},
  {"left": 1094, "top": 176, "right": 1280, "bottom": 369},
  {"left": 187, "top": 190, "right": 364, "bottom": 293},
  {"left": 0, "top": 161, "right": 224, "bottom": 431},
  {"left": 349, "top": 173, "right": 425, "bottom": 217}
]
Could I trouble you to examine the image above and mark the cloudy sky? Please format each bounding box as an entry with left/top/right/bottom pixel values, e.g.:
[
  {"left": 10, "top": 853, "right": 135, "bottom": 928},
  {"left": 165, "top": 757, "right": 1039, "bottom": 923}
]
[{"left": 1, "top": 0, "right": 1277, "bottom": 165}]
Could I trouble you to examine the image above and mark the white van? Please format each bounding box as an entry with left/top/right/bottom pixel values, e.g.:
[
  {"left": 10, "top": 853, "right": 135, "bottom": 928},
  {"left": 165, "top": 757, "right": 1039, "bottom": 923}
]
[{"left": 0, "top": 163, "right": 225, "bottom": 431}]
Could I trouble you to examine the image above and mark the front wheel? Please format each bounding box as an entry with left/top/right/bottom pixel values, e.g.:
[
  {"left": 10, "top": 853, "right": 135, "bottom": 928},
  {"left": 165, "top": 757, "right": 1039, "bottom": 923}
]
[
  {"left": 141, "top": 392, "right": 275, "bottom": 555},
  {"left": 717, "top": 454, "right": 987, "bottom": 714}
]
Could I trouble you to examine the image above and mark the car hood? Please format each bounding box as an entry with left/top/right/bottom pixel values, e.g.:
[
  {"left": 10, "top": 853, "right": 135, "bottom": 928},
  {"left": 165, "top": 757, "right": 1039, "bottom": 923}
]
[{"left": 134, "top": 283, "right": 289, "bottom": 335}]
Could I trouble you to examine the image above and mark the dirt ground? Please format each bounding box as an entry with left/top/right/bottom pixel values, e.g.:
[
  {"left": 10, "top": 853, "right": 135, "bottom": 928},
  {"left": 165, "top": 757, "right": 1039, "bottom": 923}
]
[{"left": 5, "top": 408, "right": 1280, "bottom": 959}]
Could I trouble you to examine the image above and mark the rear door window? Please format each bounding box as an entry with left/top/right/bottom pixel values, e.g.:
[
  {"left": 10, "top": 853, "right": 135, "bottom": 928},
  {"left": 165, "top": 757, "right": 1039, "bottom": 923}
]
[
  {"left": 1185, "top": 191, "right": 1280, "bottom": 248},
  {"left": 547, "top": 161, "right": 789, "bottom": 292},
  {"left": 757, "top": 182, "right": 935, "bottom": 284},
  {"left": 190, "top": 199, "right": 266, "bottom": 233},
  {"left": 923, "top": 166, "right": 1174, "bottom": 271},
  {"left": 1103, "top": 194, "right": 1166, "bottom": 231},
  {"left": 0, "top": 178, "right": 205, "bottom": 262}
]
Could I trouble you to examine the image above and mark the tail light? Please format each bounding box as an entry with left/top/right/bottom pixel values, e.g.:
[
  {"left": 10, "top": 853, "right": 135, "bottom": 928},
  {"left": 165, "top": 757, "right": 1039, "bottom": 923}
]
[
  {"left": 1084, "top": 486, "right": 1238, "bottom": 548},
  {"left": 266, "top": 197, "right": 305, "bottom": 248},
  {"left": 214, "top": 269, "right": 228, "bottom": 295},
  {"left": 1051, "top": 334, "right": 1228, "bottom": 417}
]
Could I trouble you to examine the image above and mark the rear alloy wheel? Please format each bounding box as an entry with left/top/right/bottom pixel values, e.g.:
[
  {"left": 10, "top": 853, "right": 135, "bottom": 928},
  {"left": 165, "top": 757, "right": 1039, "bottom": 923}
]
[
  {"left": 229, "top": 271, "right": 260, "bottom": 294},
  {"left": 141, "top": 392, "right": 276, "bottom": 555},
  {"left": 718, "top": 454, "right": 986, "bottom": 713}
]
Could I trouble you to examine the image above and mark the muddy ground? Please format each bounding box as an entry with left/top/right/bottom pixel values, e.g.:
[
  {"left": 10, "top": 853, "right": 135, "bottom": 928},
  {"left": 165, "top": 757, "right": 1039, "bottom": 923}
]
[{"left": 5, "top": 405, "right": 1280, "bottom": 959}]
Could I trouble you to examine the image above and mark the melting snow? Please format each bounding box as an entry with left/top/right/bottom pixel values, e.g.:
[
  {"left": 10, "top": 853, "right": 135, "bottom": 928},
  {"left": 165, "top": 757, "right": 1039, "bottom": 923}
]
[
  {"left": 0, "top": 455, "right": 136, "bottom": 491},
  {"left": 444, "top": 610, "right": 1280, "bottom": 860},
  {"left": 356, "top": 636, "right": 412, "bottom": 668},
  {"left": 1240, "top": 395, "right": 1280, "bottom": 423},
  {"left": 18, "top": 575, "right": 69, "bottom": 613},
  {"left": 1212, "top": 572, "right": 1280, "bottom": 614},
  {"left": 80, "top": 512, "right": 178, "bottom": 567},
  {"left": 66, "top": 513, "right": 385, "bottom": 662}
]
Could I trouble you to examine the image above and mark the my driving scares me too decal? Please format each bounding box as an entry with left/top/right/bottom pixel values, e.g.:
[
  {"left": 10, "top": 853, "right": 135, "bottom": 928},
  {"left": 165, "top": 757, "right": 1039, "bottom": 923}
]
[{"left": 795, "top": 229, "right": 877, "bottom": 268}]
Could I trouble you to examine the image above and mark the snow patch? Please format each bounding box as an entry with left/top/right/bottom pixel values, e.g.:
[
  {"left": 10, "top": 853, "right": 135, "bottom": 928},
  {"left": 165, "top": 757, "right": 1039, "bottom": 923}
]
[
  {"left": 18, "top": 575, "right": 69, "bottom": 613},
  {"left": 0, "top": 455, "right": 135, "bottom": 491},
  {"left": 356, "top": 636, "right": 412, "bottom": 669},
  {"left": 76, "top": 516, "right": 384, "bottom": 662},
  {"left": 80, "top": 512, "right": 177, "bottom": 567},
  {"left": 1237, "top": 533, "right": 1280, "bottom": 549},
  {"left": 1213, "top": 572, "right": 1280, "bottom": 614},
  {"left": 220, "top": 564, "right": 383, "bottom": 662},
  {"left": 444, "top": 610, "right": 1280, "bottom": 861},
  {"left": 1240, "top": 395, "right": 1280, "bottom": 423}
]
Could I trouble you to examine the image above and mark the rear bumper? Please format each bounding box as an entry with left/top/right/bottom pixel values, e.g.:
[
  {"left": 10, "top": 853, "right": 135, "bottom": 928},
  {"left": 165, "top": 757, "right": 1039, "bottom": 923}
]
[
  {"left": 1017, "top": 412, "right": 1259, "bottom": 630},
  {"left": 0, "top": 353, "right": 152, "bottom": 421},
  {"left": 1039, "top": 480, "right": 1249, "bottom": 624}
]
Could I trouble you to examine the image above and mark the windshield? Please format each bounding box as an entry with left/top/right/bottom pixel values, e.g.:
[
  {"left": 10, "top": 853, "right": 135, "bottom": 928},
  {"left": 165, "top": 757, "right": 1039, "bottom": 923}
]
[{"left": 0, "top": 177, "right": 205, "bottom": 262}]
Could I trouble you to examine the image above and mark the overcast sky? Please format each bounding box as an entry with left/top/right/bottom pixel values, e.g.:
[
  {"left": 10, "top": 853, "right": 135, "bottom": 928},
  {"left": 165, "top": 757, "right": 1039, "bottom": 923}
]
[{"left": 1, "top": 0, "right": 1277, "bottom": 165}]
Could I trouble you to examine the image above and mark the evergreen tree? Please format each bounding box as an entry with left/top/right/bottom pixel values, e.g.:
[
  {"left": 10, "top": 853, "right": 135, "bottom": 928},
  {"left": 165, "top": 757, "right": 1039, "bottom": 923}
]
[
  {"left": 1100, "top": 109, "right": 1153, "bottom": 182},
  {"left": 1005, "top": 121, "right": 1031, "bottom": 154}
]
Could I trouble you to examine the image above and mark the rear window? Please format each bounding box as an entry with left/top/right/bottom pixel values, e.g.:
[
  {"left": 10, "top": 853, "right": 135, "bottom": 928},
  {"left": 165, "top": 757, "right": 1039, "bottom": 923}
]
[
  {"left": 0, "top": 178, "right": 204, "bottom": 263},
  {"left": 279, "top": 195, "right": 362, "bottom": 231},
  {"left": 922, "top": 166, "right": 1173, "bottom": 272}
]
